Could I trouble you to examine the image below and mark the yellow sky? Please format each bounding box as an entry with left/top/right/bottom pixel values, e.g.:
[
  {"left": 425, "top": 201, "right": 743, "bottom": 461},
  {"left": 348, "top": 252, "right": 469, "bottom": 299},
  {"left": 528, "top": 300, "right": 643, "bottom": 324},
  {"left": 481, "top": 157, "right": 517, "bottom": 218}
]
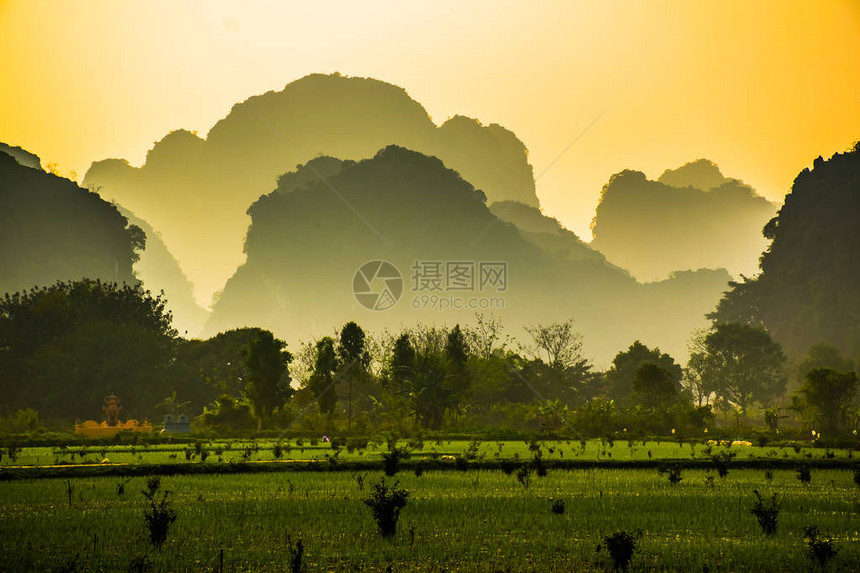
[{"left": 1, "top": 0, "right": 858, "bottom": 240}]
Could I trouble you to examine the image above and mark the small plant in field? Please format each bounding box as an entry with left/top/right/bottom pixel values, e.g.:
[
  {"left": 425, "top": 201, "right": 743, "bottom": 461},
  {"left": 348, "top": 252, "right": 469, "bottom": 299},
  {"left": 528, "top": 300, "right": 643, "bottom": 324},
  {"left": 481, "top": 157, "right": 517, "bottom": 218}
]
[
  {"left": 709, "top": 450, "right": 736, "bottom": 478},
  {"left": 413, "top": 464, "right": 425, "bottom": 478},
  {"left": 796, "top": 464, "right": 811, "bottom": 484},
  {"left": 516, "top": 464, "right": 532, "bottom": 488},
  {"left": 764, "top": 470, "right": 773, "bottom": 484},
  {"left": 598, "top": 530, "right": 640, "bottom": 572},
  {"left": 382, "top": 446, "right": 409, "bottom": 477},
  {"left": 287, "top": 537, "right": 303, "bottom": 573},
  {"left": 353, "top": 472, "right": 367, "bottom": 491},
  {"left": 363, "top": 480, "right": 409, "bottom": 538},
  {"left": 853, "top": 467, "right": 860, "bottom": 487},
  {"left": 804, "top": 526, "right": 837, "bottom": 568},
  {"left": 464, "top": 439, "right": 481, "bottom": 460},
  {"left": 657, "top": 464, "right": 683, "bottom": 485},
  {"left": 142, "top": 477, "right": 177, "bottom": 548},
  {"left": 704, "top": 475, "right": 714, "bottom": 487},
  {"left": 273, "top": 442, "right": 284, "bottom": 458},
  {"left": 550, "top": 498, "right": 565, "bottom": 514},
  {"left": 750, "top": 489, "right": 779, "bottom": 536},
  {"left": 117, "top": 478, "right": 130, "bottom": 496}
]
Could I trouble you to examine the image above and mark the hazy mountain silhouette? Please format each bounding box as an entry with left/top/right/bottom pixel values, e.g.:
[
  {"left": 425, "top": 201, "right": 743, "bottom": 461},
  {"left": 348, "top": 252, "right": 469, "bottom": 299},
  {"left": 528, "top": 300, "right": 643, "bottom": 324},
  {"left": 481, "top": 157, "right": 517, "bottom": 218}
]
[
  {"left": 116, "top": 207, "right": 209, "bottom": 337},
  {"left": 489, "top": 201, "right": 615, "bottom": 266},
  {"left": 205, "top": 146, "right": 730, "bottom": 362},
  {"left": 711, "top": 144, "right": 860, "bottom": 359},
  {"left": 590, "top": 161, "right": 777, "bottom": 281},
  {"left": 0, "top": 148, "right": 139, "bottom": 294},
  {"left": 0, "top": 143, "right": 41, "bottom": 170},
  {"left": 84, "top": 73, "right": 538, "bottom": 305}
]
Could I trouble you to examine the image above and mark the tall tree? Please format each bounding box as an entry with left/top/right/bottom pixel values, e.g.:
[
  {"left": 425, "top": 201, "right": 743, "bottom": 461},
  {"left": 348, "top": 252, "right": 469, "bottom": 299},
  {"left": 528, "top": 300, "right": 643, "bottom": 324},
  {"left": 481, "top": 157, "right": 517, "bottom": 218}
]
[
  {"left": 0, "top": 279, "right": 177, "bottom": 420},
  {"left": 605, "top": 341, "right": 682, "bottom": 404},
  {"left": 245, "top": 330, "right": 293, "bottom": 430},
  {"left": 308, "top": 337, "right": 339, "bottom": 415},
  {"left": 799, "top": 368, "right": 858, "bottom": 434},
  {"left": 337, "top": 321, "right": 370, "bottom": 430},
  {"left": 701, "top": 323, "right": 787, "bottom": 420},
  {"left": 633, "top": 363, "right": 677, "bottom": 409}
]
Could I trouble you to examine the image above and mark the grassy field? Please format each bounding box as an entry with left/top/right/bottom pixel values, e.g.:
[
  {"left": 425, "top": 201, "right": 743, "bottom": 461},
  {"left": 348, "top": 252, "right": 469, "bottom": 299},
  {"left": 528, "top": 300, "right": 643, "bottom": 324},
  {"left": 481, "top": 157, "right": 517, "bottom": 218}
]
[{"left": 1, "top": 442, "right": 858, "bottom": 571}]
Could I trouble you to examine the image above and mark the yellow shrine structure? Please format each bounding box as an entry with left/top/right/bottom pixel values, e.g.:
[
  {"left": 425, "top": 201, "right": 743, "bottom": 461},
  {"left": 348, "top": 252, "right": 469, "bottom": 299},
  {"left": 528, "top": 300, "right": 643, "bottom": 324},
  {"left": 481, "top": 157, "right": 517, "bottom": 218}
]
[{"left": 74, "top": 394, "right": 154, "bottom": 438}]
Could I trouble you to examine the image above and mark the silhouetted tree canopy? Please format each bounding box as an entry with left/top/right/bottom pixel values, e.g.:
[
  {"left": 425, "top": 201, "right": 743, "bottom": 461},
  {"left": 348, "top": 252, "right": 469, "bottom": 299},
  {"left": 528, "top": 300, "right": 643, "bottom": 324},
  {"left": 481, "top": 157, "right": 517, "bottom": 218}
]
[
  {"left": 710, "top": 146, "right": 860, "bottom": 359},
  {"left": 605, "top": 341, "right": 682, "bottom": 404},
  {"left": 700, "top": 323, "right": 787, "bottom": 419},
  {"left": 0, "top": 279, "right": 177, "bottom": 420}
]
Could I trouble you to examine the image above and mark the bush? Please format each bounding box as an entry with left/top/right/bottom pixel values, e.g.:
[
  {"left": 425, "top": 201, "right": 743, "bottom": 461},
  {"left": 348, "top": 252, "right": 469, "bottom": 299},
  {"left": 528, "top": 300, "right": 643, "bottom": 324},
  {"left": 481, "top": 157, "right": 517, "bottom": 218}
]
[
  {"left": 796, "top": 464, "right": 812, "bottom": 484},
  {"left": 382, "top": 446, "right": 409, "bottom": 477},
  {"left": 657, "top": 464, "right": 683, "bottom": 485},
  {"left": 363, "top": 480, "right": 409, "bottom": 538},
  {"left": 709, "top": 449, "right": 736, "bottom": 478},
  {"left": 550, "top": 498, "right": 565, "bottom": 514},
  {"left": 142, "top": 477, "right": 177, "bottom": 547},
  {"left": 750, "top": 490, "right": 779, "bottom": 536},
  {"left": 804, "top": 526, "right": 837, "bottom": 568},
  {"left": 599, "top": 530, "right": 639, "bottom": 572}
]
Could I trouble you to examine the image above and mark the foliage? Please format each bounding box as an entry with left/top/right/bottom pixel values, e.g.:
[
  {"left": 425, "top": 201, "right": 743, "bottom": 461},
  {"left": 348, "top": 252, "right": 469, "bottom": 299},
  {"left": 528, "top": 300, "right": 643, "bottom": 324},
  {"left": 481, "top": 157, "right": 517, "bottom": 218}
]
[
  {"left": 0, "top": 279, "right": 177, "bottom": 420},
  {"left": 606, "top": 341, "right": 682, "bottom": 405},
  {"left": 141, "top": 477, "right": 177, "bottom": 547},
  {"left": 804, "top": 526, "right": 837, "bottom": 568},
  {"left": 710, "top": 147, "right": 860, "bottom": 359},
  {"left": 245, "top": 330, "right": 293, "bottom": 430},
  {"left": 362, "top": 480, "right": 409, "bottom": 538},
  {"left": 600, "top": 530, "right": 639, "bottom": 572},
  {"left": 749, "top": 490, "right": 779, "bottom": 535},
  {"left": 798, "top": 368, "right": 858, "bottom": 434},
  {"left": 699, "top": 323, "right": 787, "bottom": 418}
]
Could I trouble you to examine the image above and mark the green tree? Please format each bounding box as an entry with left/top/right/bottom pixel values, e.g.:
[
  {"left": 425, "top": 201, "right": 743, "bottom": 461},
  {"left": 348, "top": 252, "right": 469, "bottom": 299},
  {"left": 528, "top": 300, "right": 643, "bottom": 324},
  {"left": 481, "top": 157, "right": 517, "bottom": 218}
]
[
  {"left": 0, "top": 279, "right": 177, "bottom": 420},
  {"left": 337, "top": 321, "right": 370, "bottom": 430},
  {"left": 633, "top": 363, "right": 677, "bottom": 409},
  {"left": 799, "top": 368, "right": 858, "bottom": 434},
  {"left": 245, "top": 330, "right": 293, "bottom": 430},
  {"left": 605, "top": 341, "right": 682, "bottom": 404},
  {"left": 308, "top": 337, "right": 339, "bottom": 415},
  {"left": 702, "top": 323, "right": 787, "bottom": 420}
]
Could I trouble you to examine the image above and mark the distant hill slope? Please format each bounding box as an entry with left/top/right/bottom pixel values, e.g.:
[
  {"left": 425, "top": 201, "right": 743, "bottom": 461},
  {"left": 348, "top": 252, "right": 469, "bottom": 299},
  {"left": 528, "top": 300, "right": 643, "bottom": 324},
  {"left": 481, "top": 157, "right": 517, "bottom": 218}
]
[
  {"left": 711, "top": 145, "right": 860, "bottom": 359},
  {"left": 84, "top": 73, "right": 538, "bottom": 305},
  {"left": 0, "top": 149, "right": 138, "bottom": 294},
  {"left": 490, "top": 201, "right": 617, "bottom": 267},
  {"left": 206, "top": 146, "right": 730, "bottom": 362},
  {"left": 115, "top": 207, "right": 209, "bottom": 337},
  {"left": 590, "top": 160, "right": 777, "bottom": 281}
]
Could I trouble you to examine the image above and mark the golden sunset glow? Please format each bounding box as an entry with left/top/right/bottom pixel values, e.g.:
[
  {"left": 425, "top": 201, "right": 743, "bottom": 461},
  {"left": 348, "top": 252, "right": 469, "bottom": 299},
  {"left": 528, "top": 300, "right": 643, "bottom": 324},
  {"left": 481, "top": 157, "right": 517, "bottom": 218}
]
[{"left": 1, "top": 0, "right": 858, "bottom": 240}]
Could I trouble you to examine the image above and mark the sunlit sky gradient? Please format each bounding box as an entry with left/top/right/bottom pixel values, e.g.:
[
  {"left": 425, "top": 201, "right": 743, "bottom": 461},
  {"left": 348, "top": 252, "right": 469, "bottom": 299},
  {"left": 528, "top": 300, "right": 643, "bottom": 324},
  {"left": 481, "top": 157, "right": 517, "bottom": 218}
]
[{"left": 1, "top": 0, "right": 858, "bottom": 240}]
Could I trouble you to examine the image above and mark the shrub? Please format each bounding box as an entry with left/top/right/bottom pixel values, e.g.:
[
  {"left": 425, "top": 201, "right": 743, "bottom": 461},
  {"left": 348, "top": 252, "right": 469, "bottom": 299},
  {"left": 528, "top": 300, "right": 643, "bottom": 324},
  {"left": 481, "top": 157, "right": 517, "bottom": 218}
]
[
  {"left": 709, "top": 450, "right": 736, "bottom": 478},
  {"left": 750, "top": 490, "right": 779, "bottom": 536},
  {"left": 363, "top": 480, "right": 409, "bottom": 538},
  {"left": 142, "top": 477, "right": 177, "bottom": 547},
  {"left": 804, "top": 526, "right": 837, "bottom": 568},
  {"left": 599, "top": 530, "right": 639, "bottom": 572},
  {"left": 287, "top": 537, "right": 304, "bottom": 573},
  {"left": 657, "top": 464, "right": 683, "bottom": 485},
  {"left": 382, "top": 446, "right": 409, "bottom": 477},
  {"left": 550, "top": 498, "right": 565, "bottom": 514},
  {"left": 796, "top": 464, "right": 812, "bottom": 484}
]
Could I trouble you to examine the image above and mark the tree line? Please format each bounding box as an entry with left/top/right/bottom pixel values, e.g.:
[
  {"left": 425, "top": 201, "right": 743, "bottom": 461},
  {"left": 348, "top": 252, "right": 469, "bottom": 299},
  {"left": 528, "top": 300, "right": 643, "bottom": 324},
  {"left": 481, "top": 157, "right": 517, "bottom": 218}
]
[{"left": 0, "top": 279, "right": 856, "bottom": 437}]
